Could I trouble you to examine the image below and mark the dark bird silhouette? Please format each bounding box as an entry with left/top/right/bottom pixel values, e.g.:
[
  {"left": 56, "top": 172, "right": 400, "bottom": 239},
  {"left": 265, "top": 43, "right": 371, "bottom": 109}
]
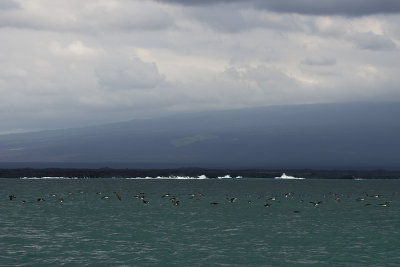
[
  {"left": 114, "top": 192, "right": 122, "bottom": 201},
  {"left": 264, "top": 203, "right": 271, "bottom": 207},
  {"left": 228, "top": 197, "right": 237, "bottom": 203},
  {"left": 9, "top": 194, "right": 15, "bottom": 200},
  {"left": 210, "top": 202, "right": 219, "bottom": 205}
]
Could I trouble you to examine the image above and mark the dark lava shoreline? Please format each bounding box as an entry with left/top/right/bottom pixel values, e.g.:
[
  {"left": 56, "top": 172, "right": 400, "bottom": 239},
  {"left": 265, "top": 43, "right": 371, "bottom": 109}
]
[{"left": 1, "top": 168, "right": 400, "bottom": 179}]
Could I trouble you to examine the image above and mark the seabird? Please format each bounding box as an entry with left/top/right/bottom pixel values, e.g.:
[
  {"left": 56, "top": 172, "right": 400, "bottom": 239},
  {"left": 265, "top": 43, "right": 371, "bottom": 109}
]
[
  {"left": 210, "top": 202, "right": 219, "bottom": 205},
  {"left": 228, "top": 197, "right": 237, "bottom": 203},
  {"left": 310, "top": 201, "right": 322, "bottom": 207},
  {"left": 285, "top": 192, "right": 294, "bottom": 198},
  {"left": 379, "top": 202, "right": 390, "bottom": 207},
  {"left": 142, "top": 200, "right": 149, "bottom": 204},
  {"left": 134, "top": 194, "right": 145, "bottom": 200},
  {"left": 264, "top": 203, "right": 271, "bottom": 207},
  {"left": 114, "top": 192, "right": 122, "bottom": 201},
  {"left": 58, "top": 198, "right": 64, "bottom": 203},
  {"left": 37, "top": 198, "right": 45, "bottom": 202},
  {"left": 9, "top": 194, "right": 15, "bottom": 200}
]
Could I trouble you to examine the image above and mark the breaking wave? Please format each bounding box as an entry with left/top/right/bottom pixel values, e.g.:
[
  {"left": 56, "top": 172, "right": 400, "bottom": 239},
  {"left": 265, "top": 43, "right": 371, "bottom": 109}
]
[{"left": 126, "top": 175, "right": 209, "bottom": 180}]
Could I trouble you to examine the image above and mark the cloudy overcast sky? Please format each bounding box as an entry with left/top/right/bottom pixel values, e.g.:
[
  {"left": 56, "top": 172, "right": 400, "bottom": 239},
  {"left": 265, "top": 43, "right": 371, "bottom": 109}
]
[{"left": 1, "top": 0, "right": 399, "bottom": 133}]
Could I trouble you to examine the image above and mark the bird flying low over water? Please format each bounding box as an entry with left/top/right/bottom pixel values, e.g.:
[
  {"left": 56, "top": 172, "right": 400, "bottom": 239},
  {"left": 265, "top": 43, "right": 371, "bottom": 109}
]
[
  {"left": 310, "top": 201, "right": 322, "bottom": 207},
  {"left": 114, "top": 192, "right": 122, "bottom": 201},
  {"left": 227, "top": 197, "right": 237, "bottom": 203}
]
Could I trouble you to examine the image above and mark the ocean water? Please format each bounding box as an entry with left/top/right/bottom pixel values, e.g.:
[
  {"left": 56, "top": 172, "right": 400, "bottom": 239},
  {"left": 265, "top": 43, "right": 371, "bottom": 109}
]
[{"left": 1, "top": 177, "right": 399, "bottom": 266}]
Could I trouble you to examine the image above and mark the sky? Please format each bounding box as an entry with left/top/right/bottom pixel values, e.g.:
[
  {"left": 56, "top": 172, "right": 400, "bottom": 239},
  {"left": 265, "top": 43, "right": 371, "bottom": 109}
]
[{"left": 1, "top": 0, "right": 400, "bottom": 134}]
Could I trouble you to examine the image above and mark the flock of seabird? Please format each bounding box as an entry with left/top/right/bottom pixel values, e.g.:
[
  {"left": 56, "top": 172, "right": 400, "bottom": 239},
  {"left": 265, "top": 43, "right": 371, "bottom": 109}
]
[{"left": 6, "top": 190, "right": 396, "bottom": 211}]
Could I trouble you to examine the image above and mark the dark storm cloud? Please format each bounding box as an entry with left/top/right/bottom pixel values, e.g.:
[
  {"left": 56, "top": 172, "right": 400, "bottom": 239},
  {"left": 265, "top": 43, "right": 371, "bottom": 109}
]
[
  {"left": 301, "top": 57, "right": 337, "bottom": 66},
  {"left": 156, "top": 0, "right": 400, "bottom": 16},
  {"left": 353, "top": 32, "right": 397, "bottom": 51}
]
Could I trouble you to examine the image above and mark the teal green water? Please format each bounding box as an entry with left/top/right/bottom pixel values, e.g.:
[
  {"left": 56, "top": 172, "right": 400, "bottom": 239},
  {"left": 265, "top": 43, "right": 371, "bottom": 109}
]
[{"left": 1, "top": 178, "right": 399, "bottom": 266}]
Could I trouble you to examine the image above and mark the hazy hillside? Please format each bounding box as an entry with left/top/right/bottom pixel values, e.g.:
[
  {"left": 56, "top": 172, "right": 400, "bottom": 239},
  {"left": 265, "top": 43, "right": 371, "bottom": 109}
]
[{"left": 1, "top": 102, "right": 399, "bottom": 169}]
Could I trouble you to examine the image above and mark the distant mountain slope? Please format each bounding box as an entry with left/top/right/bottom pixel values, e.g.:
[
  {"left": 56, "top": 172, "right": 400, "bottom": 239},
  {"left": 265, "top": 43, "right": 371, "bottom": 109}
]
[{"left": 1, "top": 102, "right": 399, "bottom": 169}]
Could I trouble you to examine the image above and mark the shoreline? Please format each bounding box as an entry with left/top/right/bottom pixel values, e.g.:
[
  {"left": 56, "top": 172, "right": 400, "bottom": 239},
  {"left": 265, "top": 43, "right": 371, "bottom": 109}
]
[{"left": 1, "top": 168, "right": 400, "bottom": 179}]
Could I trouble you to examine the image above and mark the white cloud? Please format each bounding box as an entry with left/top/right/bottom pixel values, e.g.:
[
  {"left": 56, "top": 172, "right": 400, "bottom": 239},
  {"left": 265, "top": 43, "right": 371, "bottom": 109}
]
[{"left": 49, "top": 40, "right": 102, "bottom": 56}]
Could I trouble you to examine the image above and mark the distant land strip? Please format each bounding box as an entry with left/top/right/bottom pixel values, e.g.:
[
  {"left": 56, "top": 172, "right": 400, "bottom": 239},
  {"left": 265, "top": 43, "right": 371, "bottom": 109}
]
[{"left": 1, "top": 168, "right": 400, "bottom": 179}]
